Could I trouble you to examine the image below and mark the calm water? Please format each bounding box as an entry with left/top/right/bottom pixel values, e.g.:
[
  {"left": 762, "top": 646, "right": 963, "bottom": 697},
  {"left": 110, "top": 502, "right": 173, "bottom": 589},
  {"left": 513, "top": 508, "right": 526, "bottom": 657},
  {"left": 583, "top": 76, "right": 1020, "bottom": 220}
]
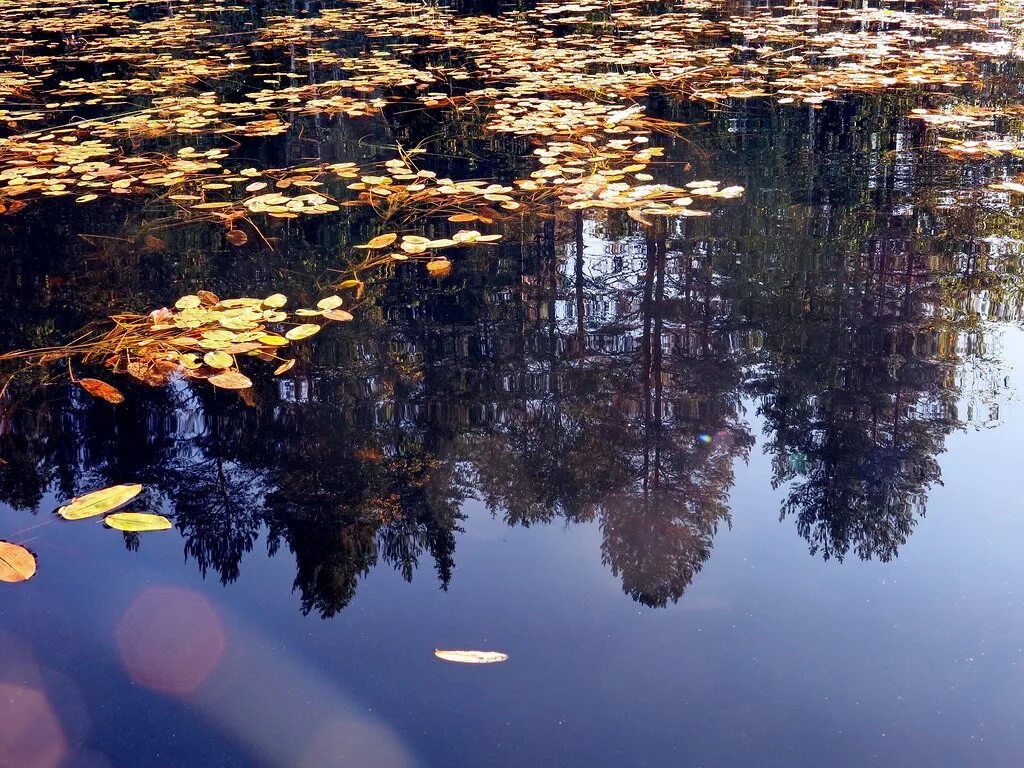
[{"left": 3, "top": 1, "right": 1024, "bottom": 766}]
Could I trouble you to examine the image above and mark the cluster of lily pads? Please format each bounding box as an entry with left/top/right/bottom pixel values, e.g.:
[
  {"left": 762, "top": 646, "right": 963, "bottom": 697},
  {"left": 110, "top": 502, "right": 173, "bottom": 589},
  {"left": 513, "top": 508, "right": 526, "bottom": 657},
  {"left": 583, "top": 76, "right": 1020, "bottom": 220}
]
[
  {"left": 90, "top": 291, "right": 354, "bottom": 394},
  {"left": 3, "top": 0, "right": 1024, "bottom": 407},
  {"left": 0, "top": 291, "right": 357, "bottom": 402},
  {"left": 3, "top": 0, "right": 1015, "bottom": 226}
]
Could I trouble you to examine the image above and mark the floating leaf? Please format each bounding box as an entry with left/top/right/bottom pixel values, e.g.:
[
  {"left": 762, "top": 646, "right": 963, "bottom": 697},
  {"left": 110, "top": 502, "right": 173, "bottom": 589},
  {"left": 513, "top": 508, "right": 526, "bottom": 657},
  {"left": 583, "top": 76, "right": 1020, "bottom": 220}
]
[
  {"left": 197, "top": 290, "right": 221, "bottom": 306},
  {"left": 434, "top": 649, "right": 509, "bottom": 664},
  {"left": 354, "top": 233, "right": 398, "bottom": 249},
  {"left": 0, "top": 542, "right": 36, "bottom": 583},
  {"left": 226, "top": 229, "right": 248, "bottom": 246},
  {"left": 104, "top": 512, "right": 172, "bottom": 532},
  {"left": 258, "top": 334, "right": 289, "bottom": 346},
  {"left": 317, "top": 295, "right": 343, "bottom": 310},
  {"left": 204, "top": 370, "right": 250, "bottom": 391},
  {"left": 58, "top": 484, "right": 143, "bottom": 520},
  {"left": 323, "top": 309, "right": 354, "bottom": 322},
  {"left": 203, "top": 351, "right": 233, "bottom": 369},
  {"left": 273, "top": 359, "right": 296, "bottom": 375},
  {"left": 426, "top": 259, "right": 452, "bottom": 277},
  {"left": 285, "top": 324, "right": 321, "bottom": 341},
  {"left": 79, "top": 378, "right": 124, "bottom": 404},
  {"left": 263, "top": 294, "right": 288, "bottom": 308},
  {"left": 208, "top": 371, "right": 253, "bottom": 390}
]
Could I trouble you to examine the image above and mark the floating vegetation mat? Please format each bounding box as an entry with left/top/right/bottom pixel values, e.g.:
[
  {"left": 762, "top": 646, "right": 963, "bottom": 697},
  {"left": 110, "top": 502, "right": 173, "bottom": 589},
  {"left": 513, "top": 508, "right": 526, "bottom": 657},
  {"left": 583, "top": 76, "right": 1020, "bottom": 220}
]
[
  {"left": 0, "top": 290, "right": 355, "bottom": 397},
  {"left": 3, "top": 0, "right": 1024, "bottom": 399}
]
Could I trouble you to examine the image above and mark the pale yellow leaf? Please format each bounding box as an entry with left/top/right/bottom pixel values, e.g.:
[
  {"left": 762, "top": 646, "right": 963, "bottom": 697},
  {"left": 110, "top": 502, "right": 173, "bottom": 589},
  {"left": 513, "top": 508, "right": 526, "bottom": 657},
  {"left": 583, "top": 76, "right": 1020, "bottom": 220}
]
[
  {"left": 104, "top": 512, "right": 172, "bottom": 532},
  {"left": 58, "top": 484, "right": 143, "bottom": 520},
  {"left": 434, "top": 649, "right": 509, "bottom": 664}
]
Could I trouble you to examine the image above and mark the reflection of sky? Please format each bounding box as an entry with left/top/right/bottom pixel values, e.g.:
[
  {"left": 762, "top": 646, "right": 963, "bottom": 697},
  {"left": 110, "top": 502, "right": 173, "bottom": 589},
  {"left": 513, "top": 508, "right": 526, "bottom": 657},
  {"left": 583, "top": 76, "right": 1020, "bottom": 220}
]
[{"left": 2, "top": 347, "right": 1024, "bottom": 767}]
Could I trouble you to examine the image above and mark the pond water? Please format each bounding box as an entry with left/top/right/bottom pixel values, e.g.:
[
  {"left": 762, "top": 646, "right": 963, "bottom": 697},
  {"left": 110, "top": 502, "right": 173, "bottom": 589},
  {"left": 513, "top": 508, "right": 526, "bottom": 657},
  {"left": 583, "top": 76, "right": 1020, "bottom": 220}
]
[{"left": 2, "top": 0, "right": 1024, "bottom": 766}]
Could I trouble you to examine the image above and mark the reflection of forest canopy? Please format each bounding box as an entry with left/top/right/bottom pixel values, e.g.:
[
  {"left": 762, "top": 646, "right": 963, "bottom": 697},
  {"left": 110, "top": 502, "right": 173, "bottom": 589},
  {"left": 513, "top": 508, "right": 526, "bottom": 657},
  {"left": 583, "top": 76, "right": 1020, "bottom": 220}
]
[{"left": 0, "top": 95, "right": 1017, "bottom": 614}]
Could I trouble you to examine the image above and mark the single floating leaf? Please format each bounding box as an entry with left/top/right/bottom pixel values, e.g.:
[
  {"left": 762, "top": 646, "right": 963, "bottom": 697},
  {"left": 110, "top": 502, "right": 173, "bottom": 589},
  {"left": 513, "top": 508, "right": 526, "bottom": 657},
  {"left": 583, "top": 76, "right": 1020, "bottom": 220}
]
[
  {"left": 104, "top": 512, "right": 172, "bottom": 532},
  {"left": 285, "top": 324, "right": 320, "bottom": 341},
  {"left": 317, "top": 295, "right": 343, "bottom": 310},
  {"left": 273, "top": 359, "right": 296, "bottom": 375},
  {"left": 79, "top": 378, "right": 124, "bottom": 404},
  {"left": 58, "top": 483, "right": 143, "bottom": 520},
  {"left": 203, "top": 351, "right": 234, "bottom": 369},
  {"left": 323, "top": 309, "right": 354, "bottom": 322},
  {"left": 258, "top": 334, "right": 289, "bottom": 347},
  {"left": 226, "top": 229, "right": 248, "bottom": 246},
  {"left": 426, "top": 259, "right": 452, "bottom": 277},
  {"left": 208, "top": 371, "right": 253, "bottom": 390},
  {"left": 434, "top": 649, "right": 509, "bottom": 664},
  {"left": 354, "top": 233, "right": 398, "bottom": 249},
  {"left": 263, "top": 293, "right": 288, "bottom": 308},
  {"left": 0, "top": 541, "right": 36, "bottom": 583}
]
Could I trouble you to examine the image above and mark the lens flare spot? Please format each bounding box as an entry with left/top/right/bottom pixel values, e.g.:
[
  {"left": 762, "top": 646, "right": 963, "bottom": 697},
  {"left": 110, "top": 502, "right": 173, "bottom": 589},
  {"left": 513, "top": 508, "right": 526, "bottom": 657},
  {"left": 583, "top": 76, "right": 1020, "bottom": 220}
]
[
  {"left": 0, "top": 683, "right": 67, "bottom": 768},
  {"left": 116, "top": 587, "right": 226, "bottom": 695}
]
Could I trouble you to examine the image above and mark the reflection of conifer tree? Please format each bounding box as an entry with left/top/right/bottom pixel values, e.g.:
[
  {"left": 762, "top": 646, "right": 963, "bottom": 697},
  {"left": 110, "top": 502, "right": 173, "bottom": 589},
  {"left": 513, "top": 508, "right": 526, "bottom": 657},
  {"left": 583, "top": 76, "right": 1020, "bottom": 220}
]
[
  {"left": 753, "top": 229, "right": 960, "bottom": 561},
  {"left": 458, "top": 220, "right": 754, "bottom": 605},
  {"left": 233, "top": 361, "right": 469, "bottom": 616},
  {"left": 596, "top": 229, "right": 753, "bottom": 605},
  {"left": 0, "top": 420, "right": 54, "bottom": 513}
]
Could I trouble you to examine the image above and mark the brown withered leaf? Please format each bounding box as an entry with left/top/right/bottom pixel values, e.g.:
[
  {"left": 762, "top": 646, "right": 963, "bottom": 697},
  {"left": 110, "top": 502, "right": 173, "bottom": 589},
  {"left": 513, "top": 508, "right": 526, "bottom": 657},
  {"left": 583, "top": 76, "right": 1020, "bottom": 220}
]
[
  {"left": 226, "top": 229, "right": 248, "bottom": 246},
  {"left": 0, "top": 541, "right": 36, "bottom": 583},
  {"left": 79, "top": 378, "right": 124, "bottom": 404},
  {"left": 354, "top": 233, "right": 398, "bottom": 249},
  {"left": 323, "top": 309, "right": 354, "bottom": 322}
]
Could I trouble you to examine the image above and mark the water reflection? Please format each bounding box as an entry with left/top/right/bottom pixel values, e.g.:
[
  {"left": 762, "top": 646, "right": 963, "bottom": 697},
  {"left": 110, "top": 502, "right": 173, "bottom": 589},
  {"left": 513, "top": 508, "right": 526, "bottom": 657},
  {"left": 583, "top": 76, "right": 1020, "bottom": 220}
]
[{"left": 2, "top": 93, "right": 1022, "bottom": 614}]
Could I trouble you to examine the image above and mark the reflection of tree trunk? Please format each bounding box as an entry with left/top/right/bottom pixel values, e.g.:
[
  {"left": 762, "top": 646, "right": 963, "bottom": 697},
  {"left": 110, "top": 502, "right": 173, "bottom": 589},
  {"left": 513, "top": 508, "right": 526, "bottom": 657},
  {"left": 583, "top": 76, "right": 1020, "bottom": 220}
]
[
  {"left": 574, "top": 211, "right": 585, "bottom": 353},
  {"left": 547, "top": 212, "right": 560, "bottom": 425},
  {"left": 640, "top": 227, "right": 667, "bottom": 494},
  {"left": 653, "top": 233, "right": 665, "bottom": 489},
  {"left": 211, "top": 410, "right": 234, "bottom": 518},
  {"left": 641, "top": 235, "right": 655, "bottom": 496}
]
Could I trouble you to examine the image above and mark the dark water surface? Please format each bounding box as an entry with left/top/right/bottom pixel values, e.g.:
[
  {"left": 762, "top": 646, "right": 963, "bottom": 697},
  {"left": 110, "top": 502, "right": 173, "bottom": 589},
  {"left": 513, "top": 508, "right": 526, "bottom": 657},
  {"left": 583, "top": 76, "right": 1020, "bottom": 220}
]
[{"left": 3, "top": 1, "right": 1024, "bottom": 766}]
